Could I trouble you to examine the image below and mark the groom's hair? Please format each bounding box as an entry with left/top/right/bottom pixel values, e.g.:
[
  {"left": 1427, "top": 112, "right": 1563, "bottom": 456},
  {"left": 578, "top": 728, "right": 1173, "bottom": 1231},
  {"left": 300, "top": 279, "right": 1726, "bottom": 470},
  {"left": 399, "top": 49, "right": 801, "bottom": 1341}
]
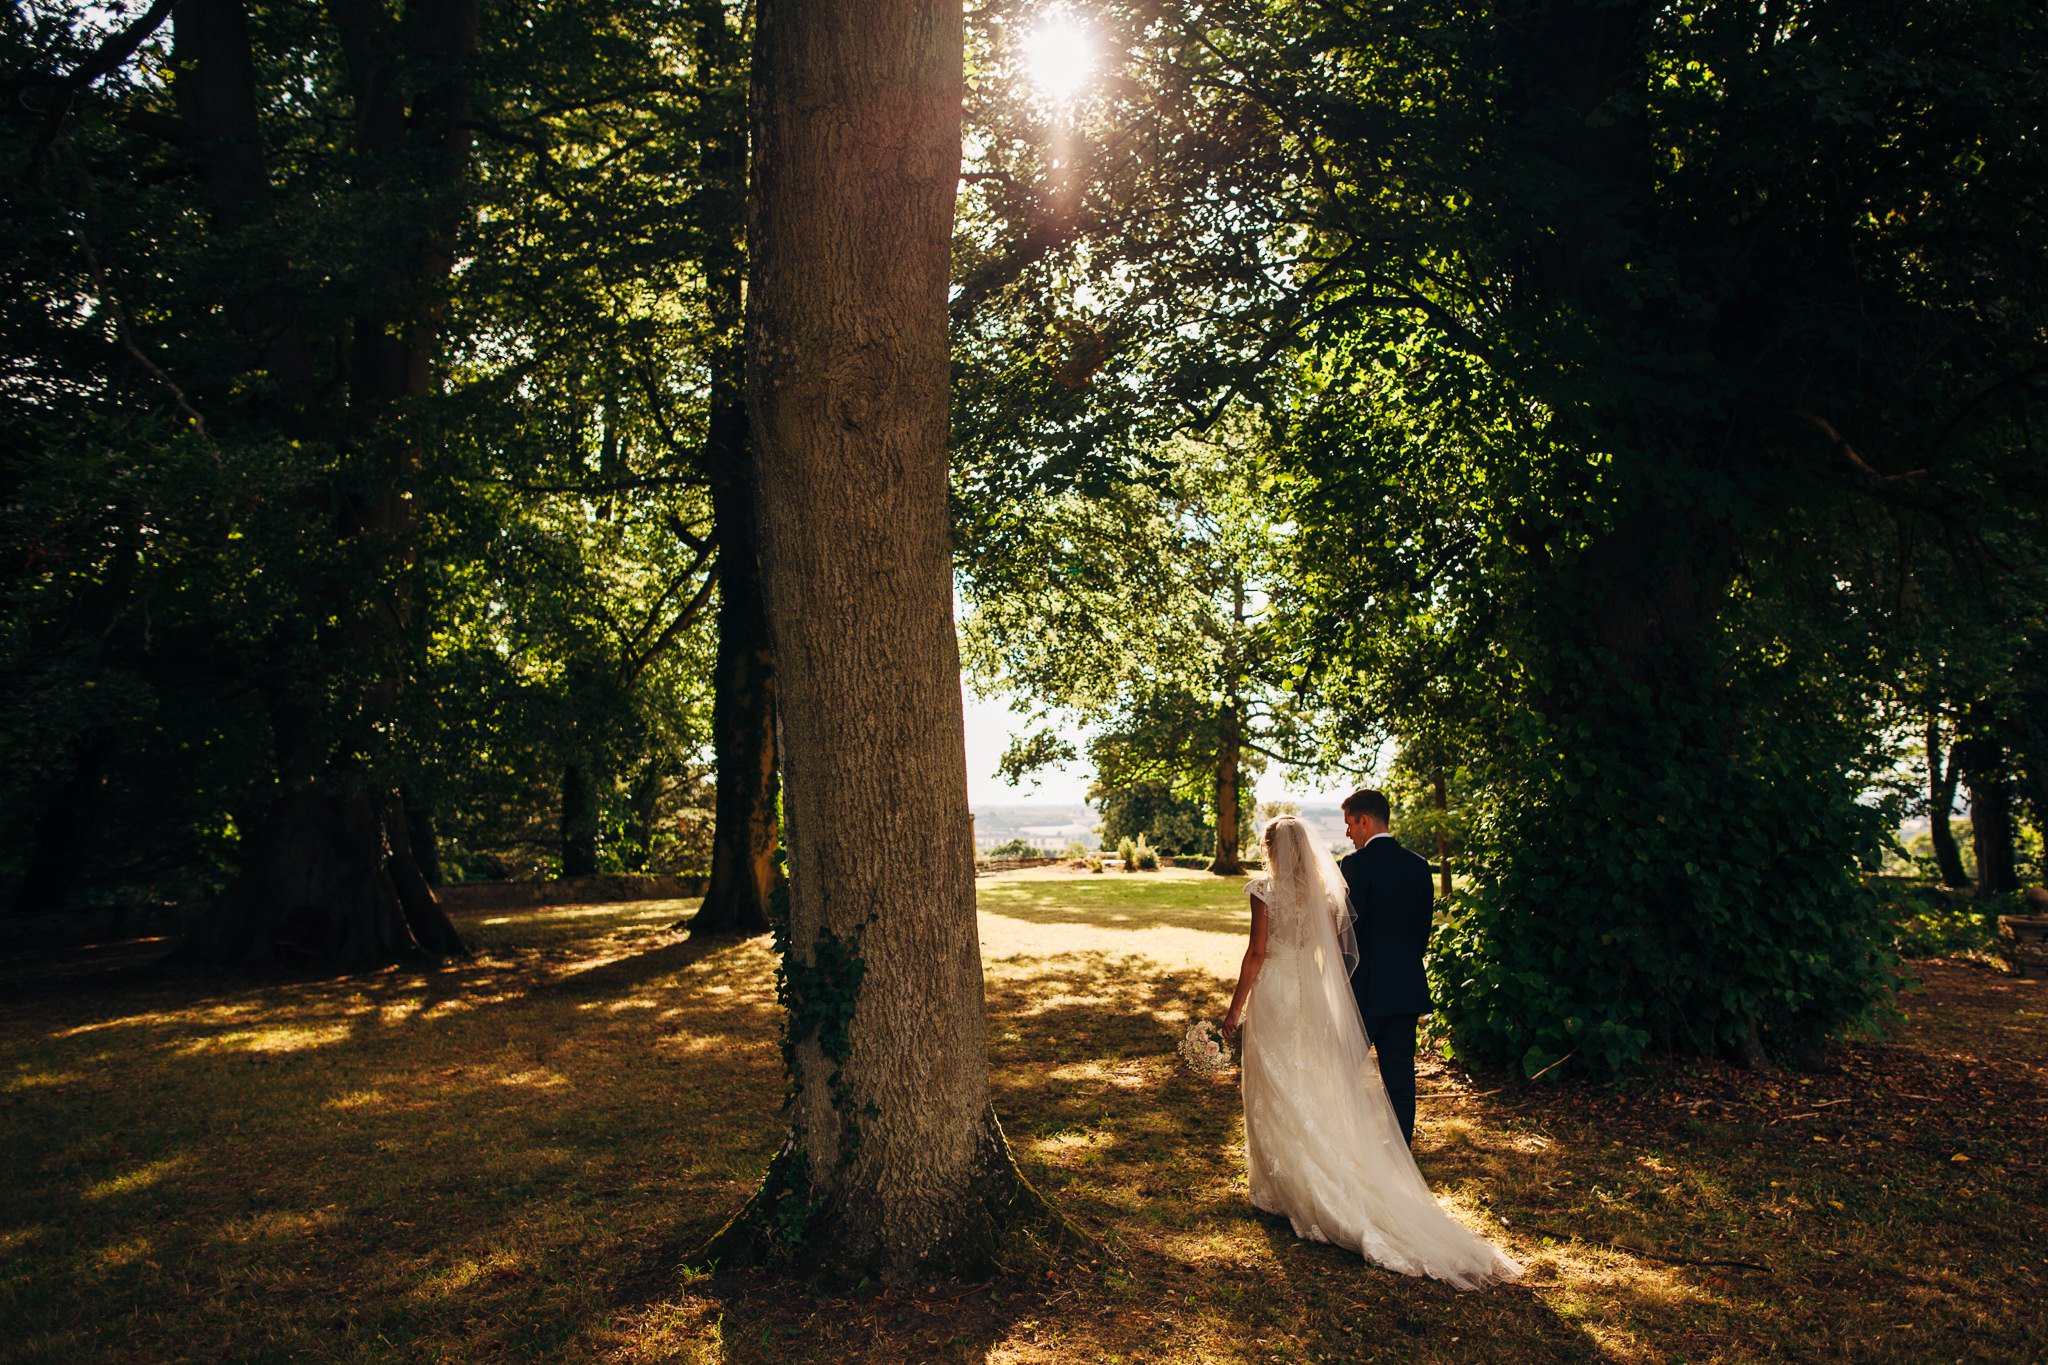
[{"left": 1341, "top": 789, "right": 1391, "bottom": 823}]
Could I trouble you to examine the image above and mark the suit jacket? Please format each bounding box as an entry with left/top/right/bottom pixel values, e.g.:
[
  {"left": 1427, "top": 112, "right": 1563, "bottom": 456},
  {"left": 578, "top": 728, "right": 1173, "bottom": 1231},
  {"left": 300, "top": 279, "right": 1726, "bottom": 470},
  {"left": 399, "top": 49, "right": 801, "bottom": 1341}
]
[{"left": 1339, "top": 836, "right": 1434, "bottom": 1017}]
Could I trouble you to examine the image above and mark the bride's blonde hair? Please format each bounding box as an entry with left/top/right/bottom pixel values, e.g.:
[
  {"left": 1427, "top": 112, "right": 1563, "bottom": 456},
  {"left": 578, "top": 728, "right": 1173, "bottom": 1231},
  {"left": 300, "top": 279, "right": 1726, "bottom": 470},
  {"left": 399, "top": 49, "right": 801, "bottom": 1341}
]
[{"left": 1259, "top": 813, "right": 1303, "bottom": 864}]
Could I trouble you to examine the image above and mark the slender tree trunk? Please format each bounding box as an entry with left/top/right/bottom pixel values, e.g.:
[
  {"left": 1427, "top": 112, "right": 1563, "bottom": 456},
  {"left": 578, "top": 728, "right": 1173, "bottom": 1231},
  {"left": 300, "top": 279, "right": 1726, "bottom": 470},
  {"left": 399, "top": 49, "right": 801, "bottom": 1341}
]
[
  {"left": 6, "top": 733, "right": 111, "bottom": 917},
  {"left": 621, "top": 767, "right": 660, "bottom": 872},
  {"left": 1965, "top": 763, "right": 2019, "bottom": 899},
  {"left": 1210, "top": 572, "right": 1246, "bottom": 877},
  {"left": 561, "top": 761, "right": 600, "bottom": 877},
  {"left": 702, "top": 0, "right": 1059, "bottom": 1280},
  {"left": 1432, "top": 769, "right": 1453, "bottom": 897},
  {"left": 684, "top": 0, "right": 782, "bottom": 936},
  {"left": 691, "top": 449, "right": 783, "bottom": 934},
  {"left": 1926, "top": 718, "right": 1969, "bottom": 889},
  {"left": 1210, "top": 703, "right": 1244, "bottom": 876}
]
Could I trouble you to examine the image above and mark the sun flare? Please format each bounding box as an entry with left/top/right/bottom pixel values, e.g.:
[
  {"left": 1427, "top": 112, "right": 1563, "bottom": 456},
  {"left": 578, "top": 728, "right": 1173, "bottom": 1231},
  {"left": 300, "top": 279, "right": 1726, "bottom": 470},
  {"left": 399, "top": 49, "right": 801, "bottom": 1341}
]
[{"left": 1022, "top": 14, "right": 1096, "bottom": 101}]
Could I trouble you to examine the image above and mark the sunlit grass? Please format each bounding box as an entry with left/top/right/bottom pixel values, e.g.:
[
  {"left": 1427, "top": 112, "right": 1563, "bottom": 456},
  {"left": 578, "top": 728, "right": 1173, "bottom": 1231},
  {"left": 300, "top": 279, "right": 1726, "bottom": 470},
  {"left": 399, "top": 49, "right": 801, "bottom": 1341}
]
[
  {"left": 0, "top": 874, "right": 2041, "bottom": 1362},
  {"left": 81, "top": 1156, "right": 185, "bottom": 1201}
]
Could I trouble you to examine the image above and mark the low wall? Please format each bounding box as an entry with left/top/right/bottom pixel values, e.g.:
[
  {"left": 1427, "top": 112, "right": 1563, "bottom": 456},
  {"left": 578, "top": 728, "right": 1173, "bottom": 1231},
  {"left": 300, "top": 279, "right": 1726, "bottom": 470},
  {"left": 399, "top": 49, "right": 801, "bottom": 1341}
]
[{"left": 974, "top": 856, "right": 1064, "bottom": 875}]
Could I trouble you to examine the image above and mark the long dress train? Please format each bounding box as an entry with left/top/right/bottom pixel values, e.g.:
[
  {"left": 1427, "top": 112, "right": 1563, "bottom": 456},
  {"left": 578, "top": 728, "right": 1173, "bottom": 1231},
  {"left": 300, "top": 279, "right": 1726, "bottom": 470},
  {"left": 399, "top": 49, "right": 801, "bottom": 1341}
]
[{"left": 1239, "top": 860, "right": 1519, "bottom": 1290}]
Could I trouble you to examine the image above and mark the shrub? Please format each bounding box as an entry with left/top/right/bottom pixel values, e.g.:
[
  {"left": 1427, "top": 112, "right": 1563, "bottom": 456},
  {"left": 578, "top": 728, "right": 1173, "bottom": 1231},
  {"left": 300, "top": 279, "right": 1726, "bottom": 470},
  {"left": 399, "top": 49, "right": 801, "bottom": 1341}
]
[
  {"left": 1883, "top": 881, "right": 2003, "bottom": 959},
  {"left": 1133, "top": 836, "right": 1159, "bottom": 871},
  {"left": 1431, "top": 696, "right": 1897, "bottom": 1077},
  {"left": 1117, "top": 837, "right": 1136, "bottom": 870},
  {"left": 986, "top": 837, "right": 1039, "bottom": 859}
]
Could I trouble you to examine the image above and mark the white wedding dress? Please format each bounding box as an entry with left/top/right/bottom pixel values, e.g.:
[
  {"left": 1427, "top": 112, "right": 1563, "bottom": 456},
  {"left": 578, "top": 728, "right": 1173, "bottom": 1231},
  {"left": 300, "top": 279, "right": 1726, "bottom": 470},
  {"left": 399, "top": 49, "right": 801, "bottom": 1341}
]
[{"left": 1238, "top": 818, "right": 1520, "bottom": 1290}]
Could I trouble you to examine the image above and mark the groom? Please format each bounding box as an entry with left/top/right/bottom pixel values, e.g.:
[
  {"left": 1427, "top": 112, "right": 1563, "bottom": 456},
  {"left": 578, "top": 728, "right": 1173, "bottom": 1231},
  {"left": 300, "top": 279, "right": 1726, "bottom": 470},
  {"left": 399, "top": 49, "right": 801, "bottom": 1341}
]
[{"left": 1339, "top": 788, "right": 1434, "bottom": 1146}]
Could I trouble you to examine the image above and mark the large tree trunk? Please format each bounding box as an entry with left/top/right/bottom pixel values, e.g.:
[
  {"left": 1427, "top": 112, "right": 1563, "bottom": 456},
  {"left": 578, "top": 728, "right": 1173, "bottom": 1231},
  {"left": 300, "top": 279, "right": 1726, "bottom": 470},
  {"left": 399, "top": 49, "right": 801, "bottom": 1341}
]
[
  {"left": 702, "top": 0, "right": 1058, "bottom": 1280},
  {"left": 1209, "top": 702, "right": 1244, "bottom": 876},
  {"left": 182, "top": 786, "right": 465, "bottom": 966},
  {"left": 172, "top": 0, "right": 474, "bottom": 967},
  {"left": 1926, "top": 717, "right": 1970, "bottom": 889}
]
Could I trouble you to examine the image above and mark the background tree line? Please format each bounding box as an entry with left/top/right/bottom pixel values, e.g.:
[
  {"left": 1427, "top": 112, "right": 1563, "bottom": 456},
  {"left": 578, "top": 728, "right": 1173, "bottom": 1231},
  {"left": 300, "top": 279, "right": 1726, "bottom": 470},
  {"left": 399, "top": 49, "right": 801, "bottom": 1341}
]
[{"left": 1, "top": 0, "right": 780, "bottom": 958}]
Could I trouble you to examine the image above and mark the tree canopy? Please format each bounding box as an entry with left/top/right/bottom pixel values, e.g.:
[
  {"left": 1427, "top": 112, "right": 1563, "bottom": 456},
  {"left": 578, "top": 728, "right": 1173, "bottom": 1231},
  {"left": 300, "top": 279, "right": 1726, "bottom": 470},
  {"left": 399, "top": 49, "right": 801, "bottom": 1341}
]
[
  {"left": 955, "top": 0, "right": 2048, "bottom": 1072},
  {"left": 2, "top": 0, "right": 2043, "bottom": 1071}
]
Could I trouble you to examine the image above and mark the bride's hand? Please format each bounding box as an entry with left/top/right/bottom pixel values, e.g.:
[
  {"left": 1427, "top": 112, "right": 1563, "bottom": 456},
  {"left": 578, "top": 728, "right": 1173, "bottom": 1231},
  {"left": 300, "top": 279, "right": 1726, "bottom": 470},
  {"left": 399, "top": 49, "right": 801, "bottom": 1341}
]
[{"left": 1222, "top": 1007, "right": 1243, "bottom": 1036}]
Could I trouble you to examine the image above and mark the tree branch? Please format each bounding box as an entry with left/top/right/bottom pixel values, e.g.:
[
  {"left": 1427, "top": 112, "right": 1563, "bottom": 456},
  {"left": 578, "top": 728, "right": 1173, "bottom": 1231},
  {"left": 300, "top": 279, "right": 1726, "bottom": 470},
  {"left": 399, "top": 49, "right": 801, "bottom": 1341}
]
[
  {"left": 23, "top": 0, "right": 180, "bottom": 169},
  {"left": 1792, "top": 409, "right": 1926, "bottom": 484},
  {"left": 622, "top": 555, "right": 720, "bottom": 686}
]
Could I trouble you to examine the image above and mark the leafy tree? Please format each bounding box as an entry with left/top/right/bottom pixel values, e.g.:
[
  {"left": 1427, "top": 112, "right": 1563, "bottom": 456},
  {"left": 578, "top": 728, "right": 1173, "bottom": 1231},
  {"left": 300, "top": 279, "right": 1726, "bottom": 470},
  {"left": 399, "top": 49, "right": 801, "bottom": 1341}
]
[
  {"left": 2, "top": 0, "right": 483, "bottom": 962},
  {"left": 1, "top": 0, "right": 785, "bottom": 941},
  {"left": 956, "top": 0, "right": 2048, "bottom": 1071},
  {"left": 962, "top": 430, "right": 1308, "bottom": 874}
]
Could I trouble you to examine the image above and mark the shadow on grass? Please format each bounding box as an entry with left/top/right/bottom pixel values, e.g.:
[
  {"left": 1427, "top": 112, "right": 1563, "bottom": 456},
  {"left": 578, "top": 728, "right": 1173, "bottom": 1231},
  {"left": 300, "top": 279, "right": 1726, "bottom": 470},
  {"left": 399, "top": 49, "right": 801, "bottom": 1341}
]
[
  {"left": 610, "top": 947, "right": 1603, "bottom": 1364},
  {"left": 0, "top": 901, "right": 790, "bottom": 1363},
  {"left": 6, "top": 890, "right": 2044, "bottom": 1362}
]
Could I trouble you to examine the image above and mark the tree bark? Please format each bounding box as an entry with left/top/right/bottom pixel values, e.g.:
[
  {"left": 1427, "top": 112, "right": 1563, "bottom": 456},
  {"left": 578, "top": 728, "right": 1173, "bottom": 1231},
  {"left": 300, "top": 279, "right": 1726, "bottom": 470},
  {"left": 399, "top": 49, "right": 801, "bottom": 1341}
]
[
  {"left": 182, "top": 785, "right": 465, "bottom": 966},
  {"left": 701, "top": 0, "right": 1060, "bottom": 1280},
  {"left": 690, "top": 447, "right": 784, "bottom": 934},
  {"left": 622, "top": 767, "right": 661, "bottom": 872},
  {"left": 1210, "top": 702, "right": 1244, "bottom": 876},
  {"left": 1433, "top": 769, "right": 1453, "bottom": 897},
  {"left": 404, "top": 787, "right": 444, "bottom": 888},
  {"left": 1926, "top": 718, "right": 1969, "bottom": 889},
  {"left": 1964, "top": 760, "right": 2019, "bottom": 899},
  {"left": 561, "top": 761, "right": 600, "bottom": 878},
  {"left": 682, "top": 0, "right": 782, "bottom": 937}
]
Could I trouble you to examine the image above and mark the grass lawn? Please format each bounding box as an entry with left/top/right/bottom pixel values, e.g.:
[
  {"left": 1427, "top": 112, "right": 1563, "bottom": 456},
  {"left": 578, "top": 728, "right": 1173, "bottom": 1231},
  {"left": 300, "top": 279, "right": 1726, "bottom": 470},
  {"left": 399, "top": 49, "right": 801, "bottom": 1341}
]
[{"left": 2, "top": 868, "right": 2044, "bottom": 1362}]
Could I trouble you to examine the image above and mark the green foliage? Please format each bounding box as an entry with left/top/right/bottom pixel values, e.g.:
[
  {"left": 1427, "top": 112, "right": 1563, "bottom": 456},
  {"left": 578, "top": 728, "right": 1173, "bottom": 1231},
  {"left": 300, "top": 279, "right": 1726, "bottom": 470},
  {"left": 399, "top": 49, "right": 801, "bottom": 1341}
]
[
  {"left": 1882, "top": 882, "right": 2003, "bottom": 961},
  {"left": 986, "top": 837, "right": 1042, "bottom": 859},
  {"left": 1430, "top": 673, "right": 1902, "bottom": 1075},
  {"left": 1094, "top": 779, "right": 1210, "bottom": 856},
  {"left": 951, "top": 0, "right": 2048, "bottom": 1072},
  {"left": 1132, "top": 838, "right": 1160, "bottom": 872},
  {"left": 775, "top": 920, "right": 868, "bottom": 1074},
  {"left": 960, "top": 430, "right": 1310, "bottom": 862},
  {"left": 0, "top": 1, "right": 739, "bottom": 903}
]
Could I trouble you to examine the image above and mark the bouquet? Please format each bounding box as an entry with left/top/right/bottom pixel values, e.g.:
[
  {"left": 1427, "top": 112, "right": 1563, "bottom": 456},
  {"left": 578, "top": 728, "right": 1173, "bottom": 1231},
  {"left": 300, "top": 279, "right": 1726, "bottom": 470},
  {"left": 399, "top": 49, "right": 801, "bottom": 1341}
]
[{"left": 1178, "top": 1019, "right": 1234, "bottom": 1076}]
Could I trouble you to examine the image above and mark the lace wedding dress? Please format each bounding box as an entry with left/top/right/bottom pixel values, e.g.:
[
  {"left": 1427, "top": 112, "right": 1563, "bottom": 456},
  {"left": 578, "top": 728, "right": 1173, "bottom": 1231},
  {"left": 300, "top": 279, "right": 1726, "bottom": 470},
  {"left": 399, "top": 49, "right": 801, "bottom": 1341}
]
[{"left": 1237, "top": 817, "right": 1520, "bottom": 1290}]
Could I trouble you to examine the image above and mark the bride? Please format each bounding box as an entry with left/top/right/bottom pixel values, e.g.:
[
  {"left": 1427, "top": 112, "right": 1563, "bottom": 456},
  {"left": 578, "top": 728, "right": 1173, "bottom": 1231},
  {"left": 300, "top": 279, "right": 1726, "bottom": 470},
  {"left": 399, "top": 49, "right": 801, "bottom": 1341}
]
[{"left": 1221, "top": 815, "right": 1520, "bottom": 1290}]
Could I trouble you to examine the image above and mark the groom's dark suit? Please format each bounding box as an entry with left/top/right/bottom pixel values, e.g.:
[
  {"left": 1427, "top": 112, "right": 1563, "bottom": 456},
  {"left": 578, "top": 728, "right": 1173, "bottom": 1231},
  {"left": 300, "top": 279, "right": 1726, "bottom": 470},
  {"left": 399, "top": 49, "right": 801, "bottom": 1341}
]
[{"left": 1338, "top": 834, "right": 1434, "bottom": 1145}]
